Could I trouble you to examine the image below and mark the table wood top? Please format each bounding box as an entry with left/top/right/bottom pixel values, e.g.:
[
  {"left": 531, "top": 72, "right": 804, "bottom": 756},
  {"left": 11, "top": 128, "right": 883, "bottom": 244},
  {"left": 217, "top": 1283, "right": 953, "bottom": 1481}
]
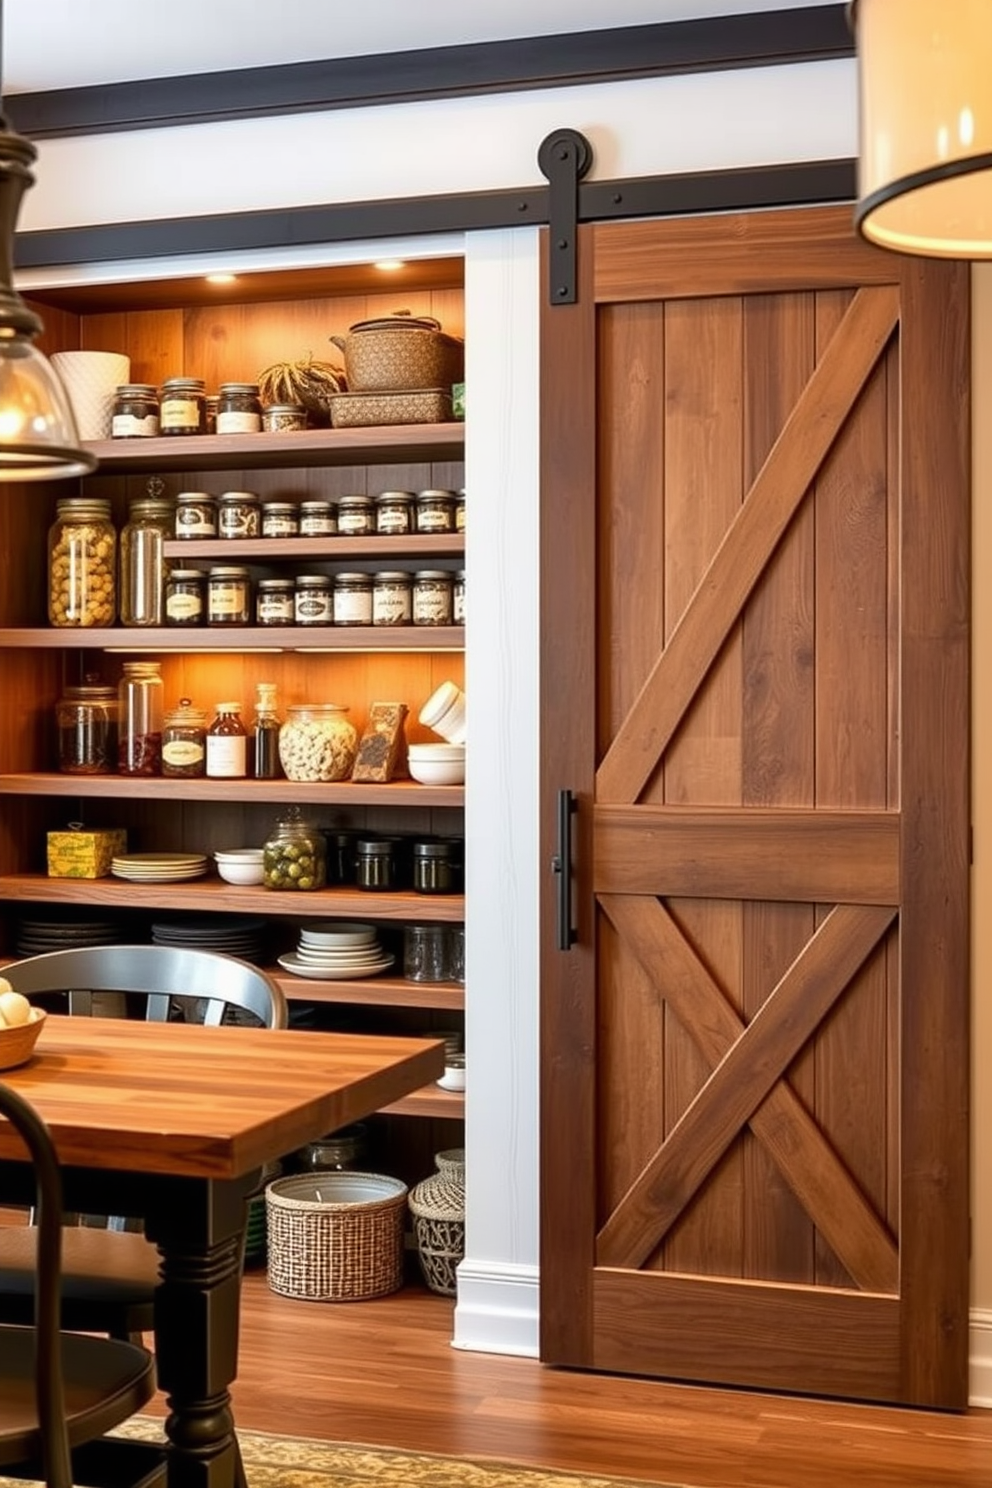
[{"left": 0, "top": 1015, "right": 444, "bottom": 1179}]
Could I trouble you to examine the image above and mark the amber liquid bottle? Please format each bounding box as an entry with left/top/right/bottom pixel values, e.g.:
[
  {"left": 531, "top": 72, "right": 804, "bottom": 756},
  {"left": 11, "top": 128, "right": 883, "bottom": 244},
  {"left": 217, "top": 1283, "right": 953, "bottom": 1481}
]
[
  {"left": 205, "top": 702, "right": 247, "bottom": 778},
  {"left": 250, "top": 683, "right": 282, "bottom": 780}
]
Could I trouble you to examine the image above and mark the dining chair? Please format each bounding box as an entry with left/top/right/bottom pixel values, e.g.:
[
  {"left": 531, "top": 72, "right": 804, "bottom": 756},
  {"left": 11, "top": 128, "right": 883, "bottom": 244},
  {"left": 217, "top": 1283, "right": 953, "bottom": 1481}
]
[
  {"left": 0, "top": 1078, "right": 158, "bottom": 1488},
  {"left": 0, "top": 945, "right": 288, "bottom": 1343}
]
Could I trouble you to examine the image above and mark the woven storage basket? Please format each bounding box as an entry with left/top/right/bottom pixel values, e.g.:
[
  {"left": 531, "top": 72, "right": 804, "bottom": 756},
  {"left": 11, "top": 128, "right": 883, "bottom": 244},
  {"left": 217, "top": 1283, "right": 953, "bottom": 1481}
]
[
  {"left": 265, "top": 1171, "right": 407, "bottom": 1302},
  {"left": 331, "top": 315, "right": 464, "bottom": 393},
  {"left": 328, "top": 387, "right": 453, "bottom": 428},
  {"left": 408, "top": 1148, "right": 465, "bottom": 1297}
]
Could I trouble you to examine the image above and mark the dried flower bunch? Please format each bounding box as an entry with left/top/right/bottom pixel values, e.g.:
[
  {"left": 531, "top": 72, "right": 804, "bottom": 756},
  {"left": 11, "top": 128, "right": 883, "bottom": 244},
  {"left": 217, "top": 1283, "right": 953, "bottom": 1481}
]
[{"left": 257, "top": 353, "right": 347, "bottom": 423}]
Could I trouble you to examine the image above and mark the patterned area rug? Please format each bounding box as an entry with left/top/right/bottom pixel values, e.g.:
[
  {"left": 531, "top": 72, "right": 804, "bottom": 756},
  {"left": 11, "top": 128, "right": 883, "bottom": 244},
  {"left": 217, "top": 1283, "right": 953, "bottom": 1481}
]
[{"left": 109, "top": 1418, "right": 687, "bottom": 1488}]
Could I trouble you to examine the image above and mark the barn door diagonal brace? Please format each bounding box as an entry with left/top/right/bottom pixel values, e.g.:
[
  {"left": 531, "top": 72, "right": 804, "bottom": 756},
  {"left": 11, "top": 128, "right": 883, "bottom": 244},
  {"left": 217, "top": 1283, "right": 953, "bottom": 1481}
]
[{"left": 538, "top": 128, "right": 593, "bottom": 305}]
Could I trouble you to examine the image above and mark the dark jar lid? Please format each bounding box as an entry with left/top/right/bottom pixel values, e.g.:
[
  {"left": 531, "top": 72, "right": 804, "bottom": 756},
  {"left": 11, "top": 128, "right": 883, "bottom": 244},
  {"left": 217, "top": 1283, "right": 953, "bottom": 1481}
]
[
  {"left": 258, "top": 577, "right": 295, "bottom": 592},
  {"left": 356, "top": 838, "right": 395, "bottom": 857},
  {"left": 412, "top": 839, "right": 458, "bottom": 858}
]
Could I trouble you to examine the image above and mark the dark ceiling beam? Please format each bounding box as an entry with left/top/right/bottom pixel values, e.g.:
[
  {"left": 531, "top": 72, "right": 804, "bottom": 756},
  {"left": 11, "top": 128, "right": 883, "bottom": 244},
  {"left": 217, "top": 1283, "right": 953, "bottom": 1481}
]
[{"left": 6, "top": 5, "right": 852, "bottom": 140}]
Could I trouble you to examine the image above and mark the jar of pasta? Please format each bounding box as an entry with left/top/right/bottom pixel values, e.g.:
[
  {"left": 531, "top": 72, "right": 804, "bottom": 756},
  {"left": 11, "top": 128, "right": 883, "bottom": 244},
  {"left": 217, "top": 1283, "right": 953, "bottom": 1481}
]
[
  {"left": 47, "top": 497, "right": 117, "bottom": 628},
  {"left": 278, "top": 703, "right": 357, "bottom": 782}
]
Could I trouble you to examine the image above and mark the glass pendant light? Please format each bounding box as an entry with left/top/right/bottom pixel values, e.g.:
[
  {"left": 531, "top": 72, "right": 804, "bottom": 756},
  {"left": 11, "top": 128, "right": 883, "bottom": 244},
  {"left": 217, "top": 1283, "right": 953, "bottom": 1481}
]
[
  {"left": 0, "top": 3, "right": 95, "bottom": 478},
  {"left": 853, "top": 0, "right": 992, "bottom": 258}
]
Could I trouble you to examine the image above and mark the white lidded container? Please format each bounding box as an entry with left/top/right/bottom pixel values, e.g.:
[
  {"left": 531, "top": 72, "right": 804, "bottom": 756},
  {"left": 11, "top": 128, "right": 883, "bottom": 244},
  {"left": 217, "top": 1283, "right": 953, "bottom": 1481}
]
[{"left": 418, "top": 680, "right": 466, "bottom": 744}]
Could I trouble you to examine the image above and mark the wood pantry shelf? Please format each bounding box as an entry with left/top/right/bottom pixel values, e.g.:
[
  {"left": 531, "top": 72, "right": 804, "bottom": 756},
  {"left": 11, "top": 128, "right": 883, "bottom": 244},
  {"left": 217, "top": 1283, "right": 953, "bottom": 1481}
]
[
  {"left": 163, "top": 535, "right": 464, "bottom": 562},
  {"left": 83, "top": 424, "right": 464, "bottom": 473},
  {"left": 0, "top": 875, "right": 465, "bottom": 922},
  {"left": 0, "top": 627, "right": 463, "bottom": 651},
  {"left": 0, "top": 774, "right": 464, "bottom": 809},
  {"left": 273, "top": 974, "right": 464, "bottom": 1011},
  {"left": 379, "top": 1085, "right": 464, "bottom": 1119}
]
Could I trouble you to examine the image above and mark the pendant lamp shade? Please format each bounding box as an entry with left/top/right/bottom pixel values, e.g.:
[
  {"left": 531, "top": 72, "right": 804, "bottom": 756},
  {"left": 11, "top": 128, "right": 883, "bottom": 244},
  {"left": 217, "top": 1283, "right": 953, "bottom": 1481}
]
[{"left": 853, "top": 0, "right": 992, "bottom": 257}]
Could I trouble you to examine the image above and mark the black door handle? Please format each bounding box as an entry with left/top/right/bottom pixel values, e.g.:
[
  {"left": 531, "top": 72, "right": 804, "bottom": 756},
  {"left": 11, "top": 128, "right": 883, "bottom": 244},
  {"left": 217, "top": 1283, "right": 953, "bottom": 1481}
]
[{"left": 552, "top": 789, "right": 578, "bottom": 950}]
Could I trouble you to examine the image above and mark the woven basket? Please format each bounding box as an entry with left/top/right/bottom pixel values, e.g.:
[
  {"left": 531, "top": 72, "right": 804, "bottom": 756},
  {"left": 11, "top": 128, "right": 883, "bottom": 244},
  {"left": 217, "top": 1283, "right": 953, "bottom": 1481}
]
[
  {"left": 265, "top": 1171, "right": 407, "bottom": 1302},
  {"left": 328, "top": 387, "right": 453, "bottom": 428},
  {"left": 331, "top": 315, "right": 464, "bottom": 393},
  {"left": 408, "top": 1149, "right": 465, "bottom": 1297}
]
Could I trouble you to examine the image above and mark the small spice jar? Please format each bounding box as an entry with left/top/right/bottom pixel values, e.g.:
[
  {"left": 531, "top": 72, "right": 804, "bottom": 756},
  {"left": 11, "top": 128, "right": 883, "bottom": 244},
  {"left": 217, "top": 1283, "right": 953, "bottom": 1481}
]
[
  {"left": 216, "top": 381, "right": 262, "bottom": 435},
  {"left": 355, "top": 837, "right": 398, "bottom": 892},
  {"left": 336, "top": 494, "right": 375, "bottom": 537},
  {"left": 262, "top": 403, "right": 308, "bottom": 433},
  {"left": 294, "top": 574, "right": 334, "bottom": 626},
  {"left": 299, "top": 500, "right": 337, "bottom": 536},
  {"left": 112, "top": 384, "right": 160, "bottom": 439},
  {"left": 375, "top": 490, "right": 414, "bottom": 535},
  {"left": 174, "top": 492, "right": 217, "bottom": 539},
  {"left": 160, "top": 376, "right": 206, "bottom": 435},
  {"left": 455, "top": 490, "right": 466, "bottom": 534},
  {"left": 372, "top": 571, "right": 412, "bottom": 626},
  {"left": 415, "top": 489, "right": 457, "bottom": 534},
  {"left": 55, "top": 680, "right": 118, "bottom": 775},
  {"left": 261, "top": 501, "right": 299, "bottom": 538},
  {"left": 204, "top": 395, "right": 219, "bottom": 435},
  {"left": 412, "top": 570, "right": 454, "bottom": 626},
  {"left": 217, "top": 491, "right": 261, "bottom": 539},
  {"left": 162, "top": 698, "right": 207, "bottom": 778},
  {"left": 333, "top": 572, "right": 373, "bottom": 626},
  {"left": 412, "top": 838, "right": 462, "bottom": 894},
  {"left": 256, "top": 577, "right": 296, "bottom": 627},
  {"left": 207, "top": 565, "right": 251, "bottom": 625},
  {"left": 165, "top": 568, "right": 206, "bottom": 627},
  {"left": 453, "top": 569, "right": 465, "bottom": 626}
]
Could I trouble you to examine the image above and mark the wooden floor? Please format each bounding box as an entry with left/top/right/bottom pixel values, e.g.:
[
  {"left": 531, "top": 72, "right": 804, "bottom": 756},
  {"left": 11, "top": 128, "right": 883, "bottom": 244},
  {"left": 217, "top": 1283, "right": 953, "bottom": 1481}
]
[{"left": 191, "top": 1269, "right": 992, "bottom": 1488}]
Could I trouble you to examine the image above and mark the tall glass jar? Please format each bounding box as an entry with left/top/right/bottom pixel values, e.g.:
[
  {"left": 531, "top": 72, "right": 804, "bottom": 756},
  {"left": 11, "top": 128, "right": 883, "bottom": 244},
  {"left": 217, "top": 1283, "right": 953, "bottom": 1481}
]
[
  {"left": 55, "top": 680, "right": 118, "bottom": 775},
  {"left": 47, "top": 496, "right": 117, "bottom": 628},
  {"left": 262, "top": 807, "right": 327, "bottom": 890},
  {"left": 119, "top": 495, "right": 175, "bottom": 626},
  {"left": 118, "top": 660, "right": 164, "bottom": 775}
]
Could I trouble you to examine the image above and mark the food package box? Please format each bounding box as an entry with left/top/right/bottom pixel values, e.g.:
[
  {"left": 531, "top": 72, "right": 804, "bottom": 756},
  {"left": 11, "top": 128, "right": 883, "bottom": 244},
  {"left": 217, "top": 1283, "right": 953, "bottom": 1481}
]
[
  {"left": 46, "top": 826, "right": 127, "bottom": 879},
  {"left": 351, "top": 702, "right": 409, "bottom": 782}
]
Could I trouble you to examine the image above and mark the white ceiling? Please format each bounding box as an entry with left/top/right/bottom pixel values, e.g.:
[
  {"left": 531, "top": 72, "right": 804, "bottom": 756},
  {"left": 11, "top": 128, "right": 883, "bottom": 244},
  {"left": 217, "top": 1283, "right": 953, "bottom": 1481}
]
[{"left": 5, "top": 0, "right": 828, "bottom": 95}]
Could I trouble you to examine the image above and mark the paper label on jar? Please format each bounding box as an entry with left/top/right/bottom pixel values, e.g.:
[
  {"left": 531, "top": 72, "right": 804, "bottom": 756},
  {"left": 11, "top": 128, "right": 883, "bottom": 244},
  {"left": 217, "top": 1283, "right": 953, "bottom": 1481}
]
[
  {"left": 206, "top": 736, "right": 247, "bottom": 777},
  {"left": 208, "top": 583, "right": 247, "bottom": 618},
  {"left": 161, "top": 399, "right": 201, "bottom": 430},
  {"left": 295, "top": 595, "right": 334, "bottom": 623},
  {"left": 166, "top": 592, "right": 203, "bottom": 622},
  {"left": 112, "top": 413, "right": 159, "bottom": 437},
  {"left": 216, "top": 411, "right": 262, "bottom": 434},
  {"left": 333, "top": 592, "right": 372, "bottom": 624},
  {"left": 162, "top": 739, "right": 205, "bottom": 768}
]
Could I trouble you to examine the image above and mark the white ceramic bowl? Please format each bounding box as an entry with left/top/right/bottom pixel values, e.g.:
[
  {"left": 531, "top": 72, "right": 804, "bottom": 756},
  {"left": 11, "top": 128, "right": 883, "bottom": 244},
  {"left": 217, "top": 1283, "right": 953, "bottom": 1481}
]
[
  {"left": 408, "top": 743, "right": 465, "bottom": 760},
  {"left": 418, "top": 681, "right": 466, "bottom": 744},
  {"left": 214, "top": 851, "right": 265, "bottom": 885},
  {"left": 408, "top": 755, "right": 465, "bottom": 786},
  {"left": 299, "top": 921, "right": 376, "bottom": 948}
]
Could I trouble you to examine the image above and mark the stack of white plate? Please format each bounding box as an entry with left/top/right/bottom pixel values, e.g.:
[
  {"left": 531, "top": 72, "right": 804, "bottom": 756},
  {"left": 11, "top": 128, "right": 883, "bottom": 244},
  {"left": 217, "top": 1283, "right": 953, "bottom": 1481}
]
[
  {"left": 277, "top": 921, "right": 394, "bottom": 980},
  {"left": 111, "top": 852, "right": 209, "bottom": 883}
]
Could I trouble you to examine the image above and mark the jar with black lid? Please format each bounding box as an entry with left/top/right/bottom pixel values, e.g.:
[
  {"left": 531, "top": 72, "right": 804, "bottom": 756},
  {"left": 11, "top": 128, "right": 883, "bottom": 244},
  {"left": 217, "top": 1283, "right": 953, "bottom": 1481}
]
[
  {"left": 412, "top": 838, "right": 461, "bottom": 894},
  {"left": 256, "top": 577, "right": 295, "bottom": 626},
  {"left": 217, "top": 491, "right": 261, "bottom": 539},
  {"left": 216, "top": 382, "right": 262, "bottom": 435},
  {"left": 294, "top": 574, "right": 334, "bottom": 626},
  {"left": 333, "top": 572, "right": 373, "bottom": 626},
  {"left": 321, "top": 827, "right": 359, "bottom": 885},
  {"left": 207, "top": 566, "right": 251, "bottom": 625},
  {"left": 160, "top": 376, "right": 206, "bottom": 435},
  {"left": 355, "top": 837, "right": 398, "bottom": 892},
  {"left": 299, "top": 500, "right": 337, "bottom": 536},
  {"left": 165, "top": 568, "right": 206, "bottom": 627},
  {"left": 415, "top": 489, "right": 457, "bottom": 534},
  {"left": 375, "top": 490, "right": 414, "bottom": 535},
  {"left": 56, "top": 680, "right": 118, "bottom": 775},
  {"left": 336, "top": 494, "right": 375, "bottom": 537},
  {"left": 261, "top": 501, "right": 299, "bottom": 538},
  {"left": 112, "top": 384, "right": 160, "bottom": 439},
  {"left": 412, "top": 570, "right": 454, "bottom": 627},
  {"left": 175, "top": 492, "right": 217, "bottom": 539}
]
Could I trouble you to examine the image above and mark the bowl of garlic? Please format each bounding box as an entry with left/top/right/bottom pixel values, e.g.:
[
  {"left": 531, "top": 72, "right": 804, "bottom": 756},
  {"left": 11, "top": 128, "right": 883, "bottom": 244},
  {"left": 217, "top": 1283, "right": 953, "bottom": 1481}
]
[{"left": 0, "top": 978, "right": 45, "bottom": 1069}]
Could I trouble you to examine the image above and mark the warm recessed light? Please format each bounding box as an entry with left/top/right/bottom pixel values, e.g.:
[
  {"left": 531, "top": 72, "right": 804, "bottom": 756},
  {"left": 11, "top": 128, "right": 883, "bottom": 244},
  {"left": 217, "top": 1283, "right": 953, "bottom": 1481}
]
[
  {"left": 373, "top": 260, "right": 405, "bottom": 272},
  {"left": 205, "top": 273, "right": 238, "bottom": 285}
]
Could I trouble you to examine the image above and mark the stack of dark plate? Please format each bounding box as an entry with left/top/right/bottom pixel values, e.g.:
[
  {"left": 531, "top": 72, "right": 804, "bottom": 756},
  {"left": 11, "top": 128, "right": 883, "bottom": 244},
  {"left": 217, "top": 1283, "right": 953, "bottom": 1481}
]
[
  {"left": 150, "top": 915, "right": 269, "bottom": 964},
  {"left": 15, "top": 912, "right": 126, "bottom": 957}
]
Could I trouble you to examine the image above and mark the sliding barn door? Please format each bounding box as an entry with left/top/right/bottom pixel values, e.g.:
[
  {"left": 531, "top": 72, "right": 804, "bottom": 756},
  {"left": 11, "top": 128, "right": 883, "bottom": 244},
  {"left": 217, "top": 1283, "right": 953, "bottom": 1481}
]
[{"left": 539, "top": 205, "right": 970, "bottom": 1407}]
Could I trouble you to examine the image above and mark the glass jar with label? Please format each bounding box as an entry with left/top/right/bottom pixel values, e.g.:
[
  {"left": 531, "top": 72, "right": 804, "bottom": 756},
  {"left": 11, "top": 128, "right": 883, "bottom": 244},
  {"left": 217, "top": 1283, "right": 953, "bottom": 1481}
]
[
  {"left": 162, "top": 698, "right": 207, "bottom": 778},
  {"left": 217, "top": 491, "right": 261, "bottom": 539},
  {"left": 207, "top": 566, "right": 251, "bottom": 625},
  {"left": 372, "top": 571, "right": 412, "bottom": 627},
  {"left": 299, "top": 500, "right": 336, "bottom": 536},
  {"left": 119, "top": 495, "right": 175, "bottom": 626},
  {"left": 453, "top": 569, "right": 465, "bottom": 626},
  {"left": 204, "top": 395, "right": 219, "bottom": 434},
  {"left": 47, "top": 497, "right": 117, "bottom": 628},
  {"left": 118, "top": 660, "right": 164, "bottom": 775},
  {"left": 262, "top": 403, "right": 308, "bottom": 433},
  {"left": 206, "top": 702, "right": 247, "bottom": 778},
  {"left": 256, "top": 577, "right": 295, "bottom": 626},
  {"left": 455, "top": 490, "right": 466, "bottom": 534},
  {"left": 412, "top": 570, "right": 454, "bottom": 627},
  {"left": 336, "top": 494, "right": 374, "bottom": 537},
  {"left": 374, "top": 490, "right": 414, "bottom": 535},
  {"left": 165, "top": 568, "right": 206, "bottom": 627},
  {"left": 261, "top": 501, "right": 299, "bottom": 538},
  {"left": 278, "top": 705, "right": 357, "bottom": 782},
  {"left": 174, "top": 492, "right": 217, "bottom": 539},
  {"left": 415, "top": 489, "right": 457, "bottom": 534},
  {"left": 332, "top": 572, "right": 373, "bottom": 626},
  {"left": 160, "top": 377, "right": 206, "bottom": 435},
  {"left": 112, "top": 384, "right": 159, "bottom": 439},
  {"left": 294, "top": 574, "right": 334, "bottom": 625},
  {"left": 55, "top": 680, "right": 118, "bottom": 775},
  {"left": 216, "top": 382, "right": 262, "bottom": 435}
]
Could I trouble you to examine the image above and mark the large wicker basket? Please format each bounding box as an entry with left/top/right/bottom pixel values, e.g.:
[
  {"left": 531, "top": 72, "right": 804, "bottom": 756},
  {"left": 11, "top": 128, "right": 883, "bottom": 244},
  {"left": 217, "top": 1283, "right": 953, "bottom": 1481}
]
[{"left": 265, "top": 1171, "right": 407, "bottom": 1302}]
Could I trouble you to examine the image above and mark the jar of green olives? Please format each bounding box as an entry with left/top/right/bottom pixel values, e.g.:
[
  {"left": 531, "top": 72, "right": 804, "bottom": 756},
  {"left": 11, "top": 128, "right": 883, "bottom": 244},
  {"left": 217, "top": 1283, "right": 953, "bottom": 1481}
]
[{"left": 262, "top": 807, "right": 327, "bottom": 891}]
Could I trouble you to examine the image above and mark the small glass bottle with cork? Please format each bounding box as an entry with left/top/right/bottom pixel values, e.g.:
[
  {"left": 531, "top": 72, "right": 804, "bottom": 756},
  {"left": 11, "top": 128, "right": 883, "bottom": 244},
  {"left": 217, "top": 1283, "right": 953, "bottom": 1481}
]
[{"left": 250, "top": 683, "right": 282, "bottom": 780}]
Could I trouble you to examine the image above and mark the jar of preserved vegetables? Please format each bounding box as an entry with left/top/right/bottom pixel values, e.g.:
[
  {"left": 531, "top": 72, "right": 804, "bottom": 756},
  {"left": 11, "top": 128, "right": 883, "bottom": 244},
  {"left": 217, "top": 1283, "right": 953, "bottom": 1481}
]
[
  {"left": 48, "top": 497, "right": 117, "bottom": 629},
  {"left": 119, "top": 494, "right": 175, "bottom": 626},
  {"left": 262, "top": 807, "right": 327, "bottom": 890},
  {"left": 118, "top": 660, "right": 164, "bottom": 775},
  {"left": 55, "top": 679, "right": 118, "bottom": 775},
  {"left": 160, "top": 377, "right": 206, "bottom": 435},
  {"left": 162, "top": 698, "right": 207, "bottom": 778}
]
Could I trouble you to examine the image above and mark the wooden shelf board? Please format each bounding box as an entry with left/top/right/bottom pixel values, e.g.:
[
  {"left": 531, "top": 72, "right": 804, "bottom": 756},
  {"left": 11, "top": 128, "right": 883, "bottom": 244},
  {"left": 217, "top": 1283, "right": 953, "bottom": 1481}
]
[
  {"left": 0, "top": 626, "right": 463, "bottom": 651},
  {"left": 163, "top": 535, "right": 464, "bottom": 561},
  {"left": 84, "top": 424, "right": 465, "bottom": 473},
  {"left": 0, "top": 773, "right": 464, "bottom": 808},
  {"left": 0, "top": 875, "right": 465, "bottom": 921},
  {"left": 380, "top": 1086, "right": 464, "bottom": 1119},
  {"left": 275, "top": 975, "right": 464, "bottom": 1010}
]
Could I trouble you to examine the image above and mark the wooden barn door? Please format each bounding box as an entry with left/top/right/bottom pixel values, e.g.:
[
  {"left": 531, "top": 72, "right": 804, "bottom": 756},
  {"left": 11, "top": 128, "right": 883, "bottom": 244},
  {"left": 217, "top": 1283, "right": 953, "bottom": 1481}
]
[{"left": 539, "top": 205, "right": 971, "bottom": 1408}]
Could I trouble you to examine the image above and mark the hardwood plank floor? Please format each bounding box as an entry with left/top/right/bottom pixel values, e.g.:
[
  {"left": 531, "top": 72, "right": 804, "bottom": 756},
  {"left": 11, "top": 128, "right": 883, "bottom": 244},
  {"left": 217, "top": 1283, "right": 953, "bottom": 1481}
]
[{"left": 208, "top": 1269, "right": 992, "bottom": 1488}]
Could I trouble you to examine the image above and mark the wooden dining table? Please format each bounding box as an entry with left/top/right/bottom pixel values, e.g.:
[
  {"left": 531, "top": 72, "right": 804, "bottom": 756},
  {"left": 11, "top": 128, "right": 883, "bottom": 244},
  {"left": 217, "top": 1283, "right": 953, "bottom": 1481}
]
[{"left": 0, "top": 1013, "right": 445, "bottom": 1488}]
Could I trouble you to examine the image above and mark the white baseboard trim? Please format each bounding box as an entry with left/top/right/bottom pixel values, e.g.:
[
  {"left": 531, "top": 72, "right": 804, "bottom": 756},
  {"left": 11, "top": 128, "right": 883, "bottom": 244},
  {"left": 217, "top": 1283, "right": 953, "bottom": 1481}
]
[
  {"left": 970, "top": 1308, "right": 992, "bottom": 1407},
  {"left": 452, "top": 1258, "right": 540, "bottom": 1356}
]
